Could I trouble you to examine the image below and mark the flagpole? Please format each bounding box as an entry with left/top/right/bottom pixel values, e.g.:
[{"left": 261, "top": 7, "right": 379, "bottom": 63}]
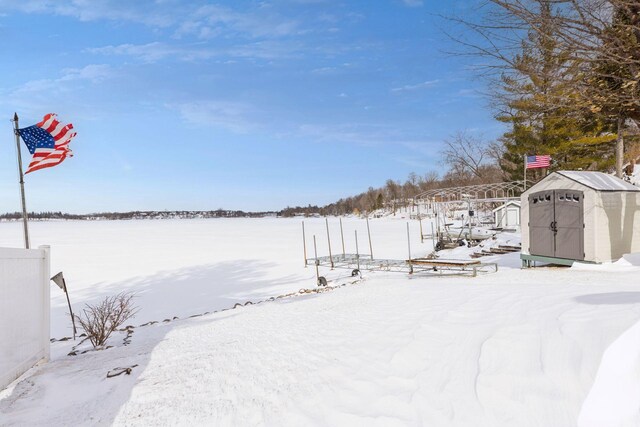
[
  {"left": 523, "top": 154, "right": 527, "bottom": 192},
  {"left": 13, "top": 112, "right": 30, "bottom": 249}
]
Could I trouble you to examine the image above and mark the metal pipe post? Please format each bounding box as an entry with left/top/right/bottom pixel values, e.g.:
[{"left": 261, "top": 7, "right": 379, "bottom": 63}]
[
  {"left": 302, "top": 221, "right": 307, "bottom": 267},
  {"left": 417, "top": 204, "right": 424, "bottom": 243},
  {"left": 12, "top": 113, "right": 30, "bottom": 249},
  {"left": 313, "top": 235, "right": 319, "bottom": 283},
  {"left": 325, "top": 217, "right": 334, "bottom": 269},
  {"left": 354, "top": 230, "right": 360, "bottom": 270},
  {"left": 431, "top": 222, "right": 435, "bottom": 250},
  {"left": 418, "top": 205, "right": 424, "bottom": 243},
  {"left": 406, "top": 222, "right": 412, "bottom": 260},
  {"left": 62, "top": 277, "right": 77, "bottom": 340},
  {"left": 467, "top": 199, "right": 472, "bottom": 240},
  {"left": 523, "top": 154, "right": 527, "bottom": 191},
  {"left": 436, "top": 203, "right": 441, "bottom": 241},
  {"left": 407, "top": 222, "right": 413, "bottom": 274},
  {"left": 339, "top": 217, "right": 345, "bottom": 256},
  {"left": 366, "top": 217, "right": 374, "bottom": 260}
]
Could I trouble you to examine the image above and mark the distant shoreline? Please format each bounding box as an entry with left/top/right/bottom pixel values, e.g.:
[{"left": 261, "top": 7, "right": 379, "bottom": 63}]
[{"left": 0, "top": 210, "right": 281, "bottom": 221}]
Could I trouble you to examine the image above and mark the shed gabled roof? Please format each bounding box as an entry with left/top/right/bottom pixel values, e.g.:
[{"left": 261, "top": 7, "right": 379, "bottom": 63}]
[
  {"left": 556, "top": 171, "right": 640, "bottom": 192},
  {"left": 492, "top": 201, "right": 521, "bottom": 212}
]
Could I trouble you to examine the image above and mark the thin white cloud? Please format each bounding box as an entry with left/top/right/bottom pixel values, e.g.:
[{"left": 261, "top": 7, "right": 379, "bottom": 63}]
[
  {"left": 391, "top": 79, "right": 440, "bottom": 92},
  {"left": 3, "top": 1, "right": 366, "bottom": 65},
  {"left": 87, "top": 43, "right": 197, "bottom": 63},
  {"left": 311, "top": 66, "right": 338, "bottom": 74},
  {"left": 174, "top": 4, "right": 301, "bottom": 40},
  {"left": 170, "top": 100, "right": 258, "bottom": 133},
  {"left": 224, "top": 40, "right": 302, "bottom": 60},
  {"left": 0, "top": 64, "right": 114, "bottom": 117},
  {"left": 311, "top": 62, "right": 355, "bottom": 75},
  {"left": 402, "top": 0, "right": 424, "bottom": 7},
  {"left": 456, "top": 88, "right": 482, "bottom": 98},
  {"left": 0, "top": 1, "right": 303, "bottom": 41},
  {"left": 294, "top": 123, "right": 436, "bottom": 150},
  {"left": 0, "top": 0, "right": 174, "bottom": 27},
  {"left": 10, "top": 64, "right": 113, "bottom": 95},
  {"left": 286, "top": 0, "right": 330, "bottom": 3},
  {"left": 88, "top": 40, "right": 301, "bottom": 63},
  {"left": 59, "top": 64, "right": 113, "bottom": 82}
]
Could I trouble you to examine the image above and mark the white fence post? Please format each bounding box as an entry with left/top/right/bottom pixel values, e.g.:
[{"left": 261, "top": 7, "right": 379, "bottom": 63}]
[
  {"left": 0, "top": 246, "right": 51, "bottom": 390},
  {"left": 40, "top": 245, "right": 51, "bottom": 361}
]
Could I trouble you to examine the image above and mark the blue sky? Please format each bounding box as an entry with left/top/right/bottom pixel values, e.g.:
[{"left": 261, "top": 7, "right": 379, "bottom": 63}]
[{"left": 0, "top": 0, "right": 503, "bottom": 213}]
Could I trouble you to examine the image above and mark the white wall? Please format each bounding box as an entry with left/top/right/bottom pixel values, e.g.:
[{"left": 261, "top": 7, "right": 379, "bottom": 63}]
[
  {"left": 0, "top": 246, "right": 50, "bottom": 390},
  {"left": 596, "top": 192, "right": 640, "bottom": 262}
]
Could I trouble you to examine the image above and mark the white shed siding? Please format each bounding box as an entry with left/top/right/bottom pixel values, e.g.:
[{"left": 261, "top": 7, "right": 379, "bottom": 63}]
[{"left": 596, "top": 191, "right": 640, "bottom": 262}]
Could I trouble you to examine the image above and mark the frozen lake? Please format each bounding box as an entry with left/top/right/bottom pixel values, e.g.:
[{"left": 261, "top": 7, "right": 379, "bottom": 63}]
[{"left": 0, "top": 217, "right": 430, "bottom": 337}]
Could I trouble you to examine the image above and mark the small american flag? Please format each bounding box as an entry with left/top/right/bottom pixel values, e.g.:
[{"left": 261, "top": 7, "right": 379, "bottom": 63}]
[
  {"left": 526, "top": 155, "right": 551, "bottom": 169},
  {"left": 18, "top": 113, "right": 76, "bottom": 174}
]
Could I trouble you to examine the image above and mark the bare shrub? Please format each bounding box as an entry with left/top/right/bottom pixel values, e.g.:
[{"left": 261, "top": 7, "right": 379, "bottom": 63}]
[{"left": 75, "top": 292, "right": 138, "bottom": 348}]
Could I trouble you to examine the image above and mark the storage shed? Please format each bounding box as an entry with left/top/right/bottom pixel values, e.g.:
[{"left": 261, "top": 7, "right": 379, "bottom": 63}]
[
  {"left": 493, "top": 201, "right": 520, "bottom": 229},
  {"left": 521, "top": 171, "right": 640, "bottom": 265}
]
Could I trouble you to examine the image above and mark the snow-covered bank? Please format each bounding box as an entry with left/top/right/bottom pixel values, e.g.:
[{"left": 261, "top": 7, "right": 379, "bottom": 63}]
[
  {"left": 3, "top": 266, "right": 640, "bottom": 426},
  {"left": 0, "top": 217, "right": 428, "bottom": 338},
  {"left": 2, "top": 217, "right": 640, "bottom": 426},
  {"left": 577, "top": 253, "right": 640, "bottom": 427},
  {"left": 578, "top": 318, "right": 640, "bottom": 427}
]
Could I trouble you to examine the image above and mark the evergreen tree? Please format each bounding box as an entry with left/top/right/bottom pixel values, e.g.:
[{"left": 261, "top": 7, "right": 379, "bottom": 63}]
[
  {"left": 584, "top": 2, "right": 640, "bottom": 175},
  {"left": 496, "top": 1, "right": 617, "bottom": 181}
]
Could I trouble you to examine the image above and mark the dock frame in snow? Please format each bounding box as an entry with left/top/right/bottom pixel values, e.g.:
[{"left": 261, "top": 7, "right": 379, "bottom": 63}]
[{"left": 308, "top": 253, "right": 498, "bottom": 279}]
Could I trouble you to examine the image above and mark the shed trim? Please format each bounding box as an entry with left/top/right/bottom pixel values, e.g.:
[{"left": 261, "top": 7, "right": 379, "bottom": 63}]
[{"left": 555, "top": 171, "right": 640, "bottom": 192}]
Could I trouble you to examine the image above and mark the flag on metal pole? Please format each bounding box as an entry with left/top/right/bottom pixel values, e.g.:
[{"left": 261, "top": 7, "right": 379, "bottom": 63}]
[
  {"left": 17, "top": 113, "right": 77, "bottom": 174},
  {"left": 12, "top": 113, "right": 30, "bottom": 248},
  {"left": 525, "top": 155, "right": 551, "bottom": 169},
  {"left": 11, "top": 112, "right": 77, "bottom": 249}
]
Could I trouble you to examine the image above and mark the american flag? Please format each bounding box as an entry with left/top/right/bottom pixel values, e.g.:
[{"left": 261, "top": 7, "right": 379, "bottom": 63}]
[
  {"left": 526, "top": 155, "right": 551, "bottom": 169},
  {"left": 18, "top": 113, "right": 76, "bottom": 174}
]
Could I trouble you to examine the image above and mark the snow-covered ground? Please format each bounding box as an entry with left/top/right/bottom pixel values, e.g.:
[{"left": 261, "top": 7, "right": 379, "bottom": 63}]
[
  {"left": 1, "top": 217, "right": 640, "bottom": 426},
  {"left": 0, "top": 217, "right": 425, "bottom": 338}
]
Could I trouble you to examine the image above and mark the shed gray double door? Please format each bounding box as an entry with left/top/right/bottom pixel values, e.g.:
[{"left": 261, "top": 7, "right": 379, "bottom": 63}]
[{"left": 529, "top": 189, "right": 584, "bottom": 260}]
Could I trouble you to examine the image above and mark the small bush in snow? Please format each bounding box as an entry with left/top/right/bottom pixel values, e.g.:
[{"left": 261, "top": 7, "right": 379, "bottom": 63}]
[{"left": 75, "top": 292, "right": 138, "bottom": 349}]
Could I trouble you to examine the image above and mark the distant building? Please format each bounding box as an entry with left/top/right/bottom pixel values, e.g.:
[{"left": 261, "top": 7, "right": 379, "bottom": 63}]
[{"left": 492, "top": 201, "right": 520, "bottom": 230}]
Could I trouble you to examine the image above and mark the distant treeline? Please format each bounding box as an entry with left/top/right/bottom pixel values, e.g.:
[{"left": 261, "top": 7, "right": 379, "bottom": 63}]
[
  {"left": 282, "top": 164, "right": 506, "bottom": 218},
  {"left": 0, "top": 209, "right": 278, "bottom": 221}
]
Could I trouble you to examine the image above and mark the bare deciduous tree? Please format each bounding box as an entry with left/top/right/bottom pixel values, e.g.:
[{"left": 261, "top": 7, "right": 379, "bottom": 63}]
[
  {"left": 448, "top": 0, "right": 640, "bottom": 176},
  {"left": 441, "top": 131, "right": 503, "bottom": 181},
  {"left": 76, "top": 292, "right": 138, "bottom": 348}
]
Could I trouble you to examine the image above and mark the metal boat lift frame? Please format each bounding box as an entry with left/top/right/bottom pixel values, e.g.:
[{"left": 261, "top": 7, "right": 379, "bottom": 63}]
[
  {"left": 308, "top": 253, "right": 498, "bottom": 279},
  {"left": 303, "top": 219, "right": 497, "bottom": 286}
]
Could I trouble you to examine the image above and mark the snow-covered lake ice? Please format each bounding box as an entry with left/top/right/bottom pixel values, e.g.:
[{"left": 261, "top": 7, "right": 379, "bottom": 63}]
[{"left": 1, "top": 217, "right": 639, "bottom": 426}]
